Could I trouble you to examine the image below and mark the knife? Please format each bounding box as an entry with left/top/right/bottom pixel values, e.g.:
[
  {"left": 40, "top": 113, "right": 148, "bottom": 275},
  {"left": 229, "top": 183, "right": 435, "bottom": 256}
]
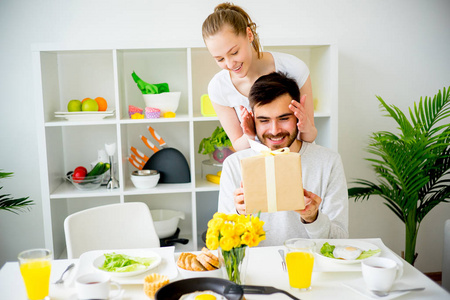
[
  {"left": 130, "top": 146, "right": 149, "bottom": 161},
  {"left": 148, "top": 126, "right": 167, "bottom": 148},
  {"left": 130, "top": 154, "right": 145, "bottom": 166},
  {"left": 128, "top": 157, "right": 142, "bottom": 170},
  {"left": 241, "top": 285, "right": 301, "bottom": 300},
  {"left": 140, "top": 135, "right": 159, "bottom": 153}
]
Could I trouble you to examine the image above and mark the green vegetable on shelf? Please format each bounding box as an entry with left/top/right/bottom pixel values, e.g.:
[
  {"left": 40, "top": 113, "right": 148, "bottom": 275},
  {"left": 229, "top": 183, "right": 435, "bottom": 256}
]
[
  {"left": 131, "top": 71, "right": 170, "bottom": 94},
  {"left": 85, "top": 162, "right": 110, "bottom": 178},
  {"left": 198, "top": 126, "right": 232, "bottom": 155}
]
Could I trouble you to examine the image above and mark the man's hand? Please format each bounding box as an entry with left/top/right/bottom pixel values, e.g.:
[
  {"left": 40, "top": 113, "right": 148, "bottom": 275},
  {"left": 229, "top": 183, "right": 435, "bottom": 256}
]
[
  {"left": 239, "top": 105, "right": 256, "bottom": 141},
  {"left": 234, "top": 181, "right": 246, "bottom": 215},
  {"left": 297, "top": 189, "right": 321, "bottom": 223}
]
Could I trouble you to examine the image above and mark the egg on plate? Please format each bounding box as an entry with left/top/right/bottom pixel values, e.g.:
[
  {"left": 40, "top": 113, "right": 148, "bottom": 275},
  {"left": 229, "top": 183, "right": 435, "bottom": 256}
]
[
  {"left": 179, "top": 290, "right": 227, "bottom": 300},
  {"left": 333, "top": 245, "right": 363, "bottom": 260}
]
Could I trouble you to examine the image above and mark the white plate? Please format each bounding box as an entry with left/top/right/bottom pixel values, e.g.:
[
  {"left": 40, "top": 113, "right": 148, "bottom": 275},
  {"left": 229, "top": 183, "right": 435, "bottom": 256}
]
[
  {"left": 74, "top": 247, "right": 178, "bottom": 285},
  {"left": 315, "top": 240, "right": 381, "bottom": 264},
  {"left": 54, "top": 110, "right": 115, "bottom": 115},
  {"left": 54, "top": 110, "right": 115, "bottom": 121},
  {"left": 92, "top": 250, "right": 161, "bottom": 278}
]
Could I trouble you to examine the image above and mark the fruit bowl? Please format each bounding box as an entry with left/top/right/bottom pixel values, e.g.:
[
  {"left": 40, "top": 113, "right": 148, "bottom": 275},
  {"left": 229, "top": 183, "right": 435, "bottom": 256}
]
[
  {"left": 143, "top": 92, "right": 181, "bottom": 114},
  {"left": 65, "top": 173, "right": 105, "bottom": 191}
]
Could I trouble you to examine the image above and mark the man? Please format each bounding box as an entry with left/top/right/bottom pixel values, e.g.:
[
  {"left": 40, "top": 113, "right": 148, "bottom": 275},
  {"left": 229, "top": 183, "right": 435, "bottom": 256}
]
[{"left": 218, "top": 72, "right": 348, "bottom": 246}]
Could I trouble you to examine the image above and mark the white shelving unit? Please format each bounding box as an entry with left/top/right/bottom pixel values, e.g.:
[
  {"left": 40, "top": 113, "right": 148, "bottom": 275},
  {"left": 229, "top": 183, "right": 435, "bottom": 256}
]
[{"left": 33, "top": 40, "right": 338, "bottom": 258}]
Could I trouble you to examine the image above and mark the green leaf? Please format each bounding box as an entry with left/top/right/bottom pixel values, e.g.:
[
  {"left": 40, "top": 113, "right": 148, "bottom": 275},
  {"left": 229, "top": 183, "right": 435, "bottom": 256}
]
[
  {"left": 349, "top": 86, "right": 450, "bottom": 228},
  {"left": 198, "top": 126, "right": 232, "bottom": 155},
  {"left": 99, "top": 252, "right": 156, "bottom": 273}
]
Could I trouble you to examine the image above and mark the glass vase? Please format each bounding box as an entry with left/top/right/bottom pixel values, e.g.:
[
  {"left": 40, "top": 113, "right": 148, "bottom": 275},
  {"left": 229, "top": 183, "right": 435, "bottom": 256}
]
[{"left": 219, "top": 245, "right": 249, "bottom": 285}]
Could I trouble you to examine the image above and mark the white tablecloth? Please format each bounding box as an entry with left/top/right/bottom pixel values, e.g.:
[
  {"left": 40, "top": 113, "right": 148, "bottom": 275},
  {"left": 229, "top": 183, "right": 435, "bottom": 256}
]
[{"left": 1, "top": 238, "right": 448, "bottom": 299}]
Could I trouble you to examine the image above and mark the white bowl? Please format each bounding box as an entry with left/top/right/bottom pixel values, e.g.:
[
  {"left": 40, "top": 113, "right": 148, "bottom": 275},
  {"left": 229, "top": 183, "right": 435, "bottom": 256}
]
[
  {"left": 151, "top": 209, "right": 185, "bottom": 238},
  {"left": 175, "top": 252, "right": 223, "bottom": 279},
  {"left": 130, "top": 170, "right": 160, "bottom": 189},
  {"left": 143, "top": 92, "right": 181, "bottom": 114}
]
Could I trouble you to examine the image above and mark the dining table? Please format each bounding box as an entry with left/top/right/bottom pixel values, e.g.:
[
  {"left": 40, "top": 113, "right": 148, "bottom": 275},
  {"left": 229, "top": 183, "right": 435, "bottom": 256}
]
[{"left": 1, "top": 238, "right": 448, "bottom": 300}]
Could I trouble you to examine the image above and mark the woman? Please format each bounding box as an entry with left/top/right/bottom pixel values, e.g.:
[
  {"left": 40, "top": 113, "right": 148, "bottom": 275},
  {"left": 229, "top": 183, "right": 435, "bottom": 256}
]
[{"left": 202, "top": 2, "right": 317, "bottom": 151}]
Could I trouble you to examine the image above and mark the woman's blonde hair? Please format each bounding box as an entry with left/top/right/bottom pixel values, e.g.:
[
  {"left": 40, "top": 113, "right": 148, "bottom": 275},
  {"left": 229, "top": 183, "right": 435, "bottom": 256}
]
[{"left": 202, "top": 2, "right": 262, "bottom": 59}]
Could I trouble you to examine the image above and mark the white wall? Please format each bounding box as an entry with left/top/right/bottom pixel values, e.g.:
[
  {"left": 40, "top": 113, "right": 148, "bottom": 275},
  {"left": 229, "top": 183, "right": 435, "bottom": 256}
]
[{"left": 1, "top": 0, "right": 449, "bottom": 272}]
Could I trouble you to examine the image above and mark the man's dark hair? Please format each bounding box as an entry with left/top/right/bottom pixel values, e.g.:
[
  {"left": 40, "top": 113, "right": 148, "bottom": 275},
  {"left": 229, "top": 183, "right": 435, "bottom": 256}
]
[{"left": 248, "top": 72, "right": 300, "bottom": 109}]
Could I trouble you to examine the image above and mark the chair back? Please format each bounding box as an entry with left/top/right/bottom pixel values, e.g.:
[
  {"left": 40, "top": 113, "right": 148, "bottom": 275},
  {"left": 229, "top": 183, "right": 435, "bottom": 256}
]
[
  {"left": 443, "top": 219, "right": 450, "bottom": 292},
  {"left": 64, "top": 202, "right": 160, "bottom": 259}
]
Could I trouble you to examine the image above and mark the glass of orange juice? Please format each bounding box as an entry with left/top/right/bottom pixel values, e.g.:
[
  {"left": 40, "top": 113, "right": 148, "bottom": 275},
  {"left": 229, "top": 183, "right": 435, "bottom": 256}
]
[
  {"left": 18, "top": 249, "right": 52, "bottom": 300},
  {"left": 284, "top": 238, "right": 315, "bottom": 291}
]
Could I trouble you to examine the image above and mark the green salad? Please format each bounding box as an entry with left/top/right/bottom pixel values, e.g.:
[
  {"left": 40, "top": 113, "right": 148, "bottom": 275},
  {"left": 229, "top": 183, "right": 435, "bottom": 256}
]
[
  {"left": 99, "top": 252, "right": 157, "bottom": 273},
  {"left": 320, "top": 242, "right": 380, "bottom": 260}
]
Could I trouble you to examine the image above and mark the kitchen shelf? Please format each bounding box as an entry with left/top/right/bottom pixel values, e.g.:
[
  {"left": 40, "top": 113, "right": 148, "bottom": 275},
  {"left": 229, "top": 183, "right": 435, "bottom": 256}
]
[{"left": 33, "top": 40, "right": 338, "bottom": 258}]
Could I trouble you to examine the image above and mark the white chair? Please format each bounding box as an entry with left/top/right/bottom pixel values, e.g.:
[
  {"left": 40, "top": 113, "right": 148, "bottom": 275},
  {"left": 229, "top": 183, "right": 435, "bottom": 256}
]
[
  {"left": 64, "top": 202, "right": 160, "bottom": 259},
  {"left": 443, "top": 219, "right": 450, "bottom": 292}
]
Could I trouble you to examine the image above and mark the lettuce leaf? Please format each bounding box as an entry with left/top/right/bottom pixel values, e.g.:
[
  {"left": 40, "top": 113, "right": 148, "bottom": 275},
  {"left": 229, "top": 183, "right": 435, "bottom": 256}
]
[
  {"left": 357, "top": 249, "right": 381, "bottom": 260},
  {"left": 99, "top": 252, "right": 156, "bottom": 273},
  {"left": 320, "top": 242, "right": 336, "bottom": 258}
]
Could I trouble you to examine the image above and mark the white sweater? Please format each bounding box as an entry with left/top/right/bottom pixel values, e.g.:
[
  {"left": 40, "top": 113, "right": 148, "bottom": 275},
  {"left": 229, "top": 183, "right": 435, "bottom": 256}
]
[{"left": 218, "top": 142, "right": 349, "bottom": 246}]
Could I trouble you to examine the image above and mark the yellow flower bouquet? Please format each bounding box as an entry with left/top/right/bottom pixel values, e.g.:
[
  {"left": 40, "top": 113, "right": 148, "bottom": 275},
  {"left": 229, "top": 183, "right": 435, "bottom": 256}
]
[{"left": 206, "top": 212, "right": 265, "bottom": 284}]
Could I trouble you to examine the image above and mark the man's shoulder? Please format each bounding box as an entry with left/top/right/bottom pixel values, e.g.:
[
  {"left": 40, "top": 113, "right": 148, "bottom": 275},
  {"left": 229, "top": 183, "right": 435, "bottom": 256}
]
[
  {"left": 302, "top": 142, "right": 341, "bottom": 160},
  {"left": 224, "top": 148, "right": 258, "bottom": 164}
]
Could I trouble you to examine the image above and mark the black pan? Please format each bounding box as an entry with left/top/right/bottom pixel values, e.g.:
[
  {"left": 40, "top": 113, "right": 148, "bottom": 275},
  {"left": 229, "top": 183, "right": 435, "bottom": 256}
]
[
  {"left": 143, "top": 148, "right": 190, "bottom": 183},
  {"left": 142, "top": 127, "right": 191, "bottom": 183},
  {"left": 155, "top": 277, "right": 244, "bottom": 300}
]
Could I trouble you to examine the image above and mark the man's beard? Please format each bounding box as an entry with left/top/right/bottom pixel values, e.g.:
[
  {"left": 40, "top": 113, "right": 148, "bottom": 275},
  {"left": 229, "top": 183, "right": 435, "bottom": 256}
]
[{"left": 257, "top": 129, "right": 298, "bottom": 150}]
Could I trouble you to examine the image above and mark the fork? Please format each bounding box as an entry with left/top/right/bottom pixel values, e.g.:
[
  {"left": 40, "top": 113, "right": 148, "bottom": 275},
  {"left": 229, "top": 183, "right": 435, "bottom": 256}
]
[
  {"left": 54, "top": 263, "right": 75, "bottom": 284},
  {"left": 278, "top": 249, "right": 287, "bottom": 272},
  {"left": 371, "top": 287, "right": 425, "bottom": 297}
]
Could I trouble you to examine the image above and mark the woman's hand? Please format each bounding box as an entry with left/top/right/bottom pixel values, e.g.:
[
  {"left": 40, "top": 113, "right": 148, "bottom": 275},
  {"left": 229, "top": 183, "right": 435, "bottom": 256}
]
[
  {"left": 239, "top": 105, "right": 256, "bottom": 141},
  {"left": 296, "top": 189, "right": 321, "bottom": 223},
  {"left": 289, "top": 95, "right": 315, "bottom": 138},
  {"left": 233, "top": 181, "right": 246, "bottom": 215}
]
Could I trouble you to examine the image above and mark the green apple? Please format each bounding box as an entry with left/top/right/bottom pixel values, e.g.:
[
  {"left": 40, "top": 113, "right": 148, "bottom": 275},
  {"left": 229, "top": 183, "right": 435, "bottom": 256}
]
[
  {"left": 67, "top": 99, "right": 82, "bottom": 112},
  {"left": 81, "top": 99, "right": 99, "bottom": 111}
]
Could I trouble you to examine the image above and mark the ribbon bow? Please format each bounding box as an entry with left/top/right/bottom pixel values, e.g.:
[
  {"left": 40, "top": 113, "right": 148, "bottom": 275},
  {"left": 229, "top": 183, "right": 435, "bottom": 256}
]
[{"left": 249, "top": 139, "right": 290, "bottom": 155}]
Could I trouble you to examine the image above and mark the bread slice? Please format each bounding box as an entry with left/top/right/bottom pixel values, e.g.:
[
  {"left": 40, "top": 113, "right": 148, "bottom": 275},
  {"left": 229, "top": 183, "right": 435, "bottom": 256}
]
[
  {"left": 196, "top": 253, "right": 217, "bottom": 270},
  {"left": 201, "top": 248, "right": 220, "bottom": 268},
  {"left": 184, "top": 253, "right": 196, "bottom": 271},
  {"left": 191, "top": 256, "right": 208, "bottom": 271},
  {"left": 177, "top": 252, "right": 187, "bottom": 269}
]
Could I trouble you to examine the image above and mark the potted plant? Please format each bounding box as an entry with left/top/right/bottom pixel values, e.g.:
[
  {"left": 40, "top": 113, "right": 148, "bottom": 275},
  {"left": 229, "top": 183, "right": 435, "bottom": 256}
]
[
  {"left": 348, "top": 86, "right": 450, "bottom": 265},
  {"left": 0, "top": 170, "right": 34, "bottom": 214},
  {"left": 198, "top": 126, "right": 234, "bottom": 163}
]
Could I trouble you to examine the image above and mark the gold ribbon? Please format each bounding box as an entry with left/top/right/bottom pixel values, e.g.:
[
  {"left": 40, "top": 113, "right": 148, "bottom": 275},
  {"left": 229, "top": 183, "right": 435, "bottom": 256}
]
[{"left": 260, "top": 148, "right": 290, "bottom": 212}]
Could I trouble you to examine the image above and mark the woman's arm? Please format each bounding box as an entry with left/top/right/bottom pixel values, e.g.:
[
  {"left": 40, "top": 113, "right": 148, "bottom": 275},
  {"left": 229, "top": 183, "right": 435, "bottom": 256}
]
[
  {"left": 212, "top": 102, "right": 251, "bottom": 151},
  {"left": 290, "top": 76, "right": 317, "bottom": 142}
]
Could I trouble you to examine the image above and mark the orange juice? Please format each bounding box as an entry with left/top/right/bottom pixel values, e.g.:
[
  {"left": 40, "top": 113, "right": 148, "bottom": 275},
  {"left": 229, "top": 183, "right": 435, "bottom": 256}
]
[
  {"left": 286, "top": 251, "right": 314, "bottom": 289},
  {"left": 20, "top": 260, "right": 51, "bottom": 300}
]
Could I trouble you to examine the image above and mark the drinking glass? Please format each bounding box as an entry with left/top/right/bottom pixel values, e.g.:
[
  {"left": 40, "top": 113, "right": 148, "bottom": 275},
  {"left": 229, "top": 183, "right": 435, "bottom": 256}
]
[
  {"left": 284, "top": 238, "right": 315, "bottom": 291},
  {"left": 18, "top": 249, "right": 52, "bottom": 300}
]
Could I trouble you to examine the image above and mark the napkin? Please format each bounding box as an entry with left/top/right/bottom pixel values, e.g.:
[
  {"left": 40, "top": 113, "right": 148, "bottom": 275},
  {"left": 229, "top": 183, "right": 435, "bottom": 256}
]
[{"left": 342, "top": 277, "right": 416, "bottom": 299}]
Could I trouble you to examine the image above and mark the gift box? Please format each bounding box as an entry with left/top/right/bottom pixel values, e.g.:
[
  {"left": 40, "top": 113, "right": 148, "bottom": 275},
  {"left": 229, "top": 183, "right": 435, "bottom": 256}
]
[{"left": 241, "top": 142, "right": 305, "bottom": 213}]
